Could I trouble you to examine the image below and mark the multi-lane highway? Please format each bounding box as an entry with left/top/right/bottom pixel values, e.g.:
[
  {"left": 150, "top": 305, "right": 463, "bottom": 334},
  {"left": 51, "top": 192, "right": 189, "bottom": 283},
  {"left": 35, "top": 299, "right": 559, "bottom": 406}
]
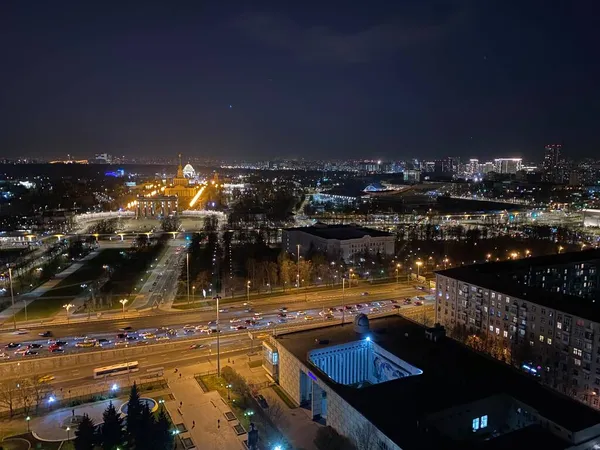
[{"left": 0, "top": 283, "right": 433, "bottom": 361}]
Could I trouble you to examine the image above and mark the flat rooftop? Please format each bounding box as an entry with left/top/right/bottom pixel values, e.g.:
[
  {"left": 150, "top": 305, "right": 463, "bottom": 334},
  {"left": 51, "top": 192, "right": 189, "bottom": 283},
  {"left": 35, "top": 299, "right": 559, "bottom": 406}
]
[
  {"left": 285, "top": 224, "right": 392, "bottom": 240},
  {"left": 276, "top": 316, "right": 600, "bottom": 450},
  {"left": 436, "top": 249, "right": 600, "bottom": 322}
]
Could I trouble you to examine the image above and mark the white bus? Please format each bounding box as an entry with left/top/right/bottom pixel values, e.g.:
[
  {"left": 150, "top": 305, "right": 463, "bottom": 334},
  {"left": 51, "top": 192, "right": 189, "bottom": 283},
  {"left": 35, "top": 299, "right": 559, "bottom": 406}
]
[{"left": 93, "top": 361, "right": 139, "bottom": 379}]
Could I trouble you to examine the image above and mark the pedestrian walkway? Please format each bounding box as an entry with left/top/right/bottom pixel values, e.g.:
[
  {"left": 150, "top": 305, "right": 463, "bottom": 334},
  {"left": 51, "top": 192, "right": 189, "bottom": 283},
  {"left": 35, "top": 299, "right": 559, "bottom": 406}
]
[
  {"left": 30, "top": 399, "right": 117, "bottom": 441},
  {"left": 165, "top": 372, "right": 246, "bottom": 449},
  {"left": 0, "top": 251, "right": 100, "bottom": 325}
]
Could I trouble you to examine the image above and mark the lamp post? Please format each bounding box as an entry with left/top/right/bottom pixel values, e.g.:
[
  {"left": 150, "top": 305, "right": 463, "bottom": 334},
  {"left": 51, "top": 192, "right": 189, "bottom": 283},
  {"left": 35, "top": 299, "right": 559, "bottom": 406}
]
[
  {"left": 26, "top": 415, "right": 30, "bottom": 432},
  {"left": 416, "top": 261, "right": 423, "bottom": 279},
  {"left": 246, "top": 280, "right": 250, "bottom": 303},
  {"left": 186, "top": 253, "right": 190, "bottom": 304},
  {"left": 227, "top": 384, "right": 232, "bottom": 400},
  {"left": 63, "top": 303, "right": 74, "bottom": 324},
  {"left": 395, "top": 263, "right": 400, "bottom": 284},
  {"left": 214, "top": 295, "right": 221, "bottom": 376},
  {"left": 192, "top": 286, "right": 196, "bottom": 304},
  {"left": 296, "top": 244, "right": 301, "bottom": 291},
  {"left": 8, "top": 267, "right": 16, "bottom": 330},
  {"left": 119, "top": 299, "right": 128, "bottom": 316},
  {"left": 66, "top": 426, "right": 71, "bottom": 441}
]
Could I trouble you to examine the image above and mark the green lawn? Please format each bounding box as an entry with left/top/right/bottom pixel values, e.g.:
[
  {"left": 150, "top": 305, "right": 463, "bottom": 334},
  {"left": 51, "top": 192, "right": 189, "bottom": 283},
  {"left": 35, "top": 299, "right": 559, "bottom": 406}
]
[
  {"left": 14, "top": 249, "right": 127, "bottom": 321},
  {"left": 271, "top": 384, "right": 297, "bottom": 409}
]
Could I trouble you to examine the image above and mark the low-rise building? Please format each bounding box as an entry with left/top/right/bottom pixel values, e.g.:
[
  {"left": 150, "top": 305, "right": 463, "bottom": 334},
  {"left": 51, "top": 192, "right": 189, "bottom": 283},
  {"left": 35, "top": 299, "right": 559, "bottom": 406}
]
[
  {"left": 282, "top": 224, "right": 394, "bottom": 262},
  {"left": 263, "top": 316, "right": 600, "bottom": 449}
]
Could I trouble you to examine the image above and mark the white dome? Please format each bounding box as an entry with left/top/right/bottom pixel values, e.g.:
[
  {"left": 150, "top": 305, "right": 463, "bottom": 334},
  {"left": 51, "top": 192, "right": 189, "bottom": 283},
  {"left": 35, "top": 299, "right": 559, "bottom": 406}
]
[{"left": 182, "top": 163, "right": 195, "bottom": 178}]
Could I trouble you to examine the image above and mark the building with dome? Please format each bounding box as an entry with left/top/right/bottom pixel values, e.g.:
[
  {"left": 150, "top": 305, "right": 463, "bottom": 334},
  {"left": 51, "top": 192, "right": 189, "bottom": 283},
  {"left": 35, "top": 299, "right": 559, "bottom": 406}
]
[
  {"left": 163, "top": 154, "right": 200, "bottom": 211},
  {"left": 183, "top": 163, "right": 196, "bottom": 178}
]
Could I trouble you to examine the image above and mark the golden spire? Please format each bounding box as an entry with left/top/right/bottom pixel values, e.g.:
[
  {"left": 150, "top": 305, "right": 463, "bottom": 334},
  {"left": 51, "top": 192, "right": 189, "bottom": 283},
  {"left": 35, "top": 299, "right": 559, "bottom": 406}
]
[{"left": 177, "top": 153, "right": 184, "bottom": 178}]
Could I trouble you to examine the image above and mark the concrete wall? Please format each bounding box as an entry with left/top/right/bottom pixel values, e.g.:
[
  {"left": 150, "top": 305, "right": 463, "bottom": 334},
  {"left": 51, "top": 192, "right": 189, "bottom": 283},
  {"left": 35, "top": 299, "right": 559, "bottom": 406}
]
[{"left": 0, "top": 336, "right": 212, "bottom": 378}]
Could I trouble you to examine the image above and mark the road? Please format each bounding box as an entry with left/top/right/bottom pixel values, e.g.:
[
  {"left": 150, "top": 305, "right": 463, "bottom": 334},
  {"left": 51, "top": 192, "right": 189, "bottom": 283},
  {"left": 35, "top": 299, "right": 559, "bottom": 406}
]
[{"left": 0, "top": 283, "right": 433, "bottom": 362}]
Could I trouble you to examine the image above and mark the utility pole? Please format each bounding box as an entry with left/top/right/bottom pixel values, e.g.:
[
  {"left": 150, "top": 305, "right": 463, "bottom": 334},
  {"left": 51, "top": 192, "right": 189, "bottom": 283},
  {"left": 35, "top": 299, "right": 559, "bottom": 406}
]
[
  {"left": 186, "top": 253, "right": 190, "bottom": 304},
  {"left": 215, "top": 295, "right": 221, "bottom": 376},
  {"left": 296, "top": 244, "right": 301, "bottom": 291},
  {"left": 9, "top": 267, "right": 16, "bottom": 330}
]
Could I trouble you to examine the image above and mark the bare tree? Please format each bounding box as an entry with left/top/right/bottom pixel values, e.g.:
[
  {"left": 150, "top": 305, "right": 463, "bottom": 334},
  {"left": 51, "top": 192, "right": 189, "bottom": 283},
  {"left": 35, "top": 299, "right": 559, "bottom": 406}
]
[
  {"left": 266, "top": 402, "right": 289, "bottom": 430},
  {"left": 0, "top": 380, "right": 19, "bottom": 417},
  {"left": 28, "top": 376, "right": 52, "bottom": 413},
  {"left": 352, "top": 422, "right": 378, "bottom": 450},
  {"left": 17, "top": 381, "right": 33, "bottom": 416}
]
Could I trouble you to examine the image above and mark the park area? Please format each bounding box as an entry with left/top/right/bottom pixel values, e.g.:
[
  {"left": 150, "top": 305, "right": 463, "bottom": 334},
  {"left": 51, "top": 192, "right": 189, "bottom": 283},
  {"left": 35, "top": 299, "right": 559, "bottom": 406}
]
[{"left": 14, "top": 240, "right": 166, "bottom": 321}]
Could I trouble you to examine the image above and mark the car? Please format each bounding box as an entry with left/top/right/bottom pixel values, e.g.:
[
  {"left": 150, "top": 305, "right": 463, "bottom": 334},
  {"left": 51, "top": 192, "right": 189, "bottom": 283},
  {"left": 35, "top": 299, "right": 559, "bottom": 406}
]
[
  {"left": 279, "top": 307, "right": 288, "bottom": 312},
  {"left": 244, "top": 308, "right": 253, "bottom": 313},
  {"left": 229, "top": 318, "right": 241, "bottom": 323},
  {"left": 297, "top": 310, "right": 306, "bottom": 315},
  {"left": 266, "top": 321, "right": 274, "bottom": 326},
  {"left": 207, "top": 320, "right": 217, "bottom": 326},
  {"left": 414, "top": 301, "right": 423, "bottom": 306},
  {"left": 218, "top": 308, "right": 228, "bottom": 313},
  {"left": 38, "top": 331, "right": 52, "bottom": 337},
  {"left": 183, "top": 324, "right": 195, "bottom": 331},
  {"left": 114, "top": 341, "right": 129, "bottom": 347},
  {"left": 38, "top": 375, "right": 55, "bottom": 383},
  {"left": 189, "top": 344, "right": 206, "bottom": 350},
  {"left": 72, "top": 336, "right": 87, "bottom": 341},
  {"left": 355, "top": 304, "right": 364, "bottom": 309},
  {"left": 119, "top": 327, "right": 133, "bottom": 331},
  {"left": 324, "top": 314, "right": 334, "bottom": 320},
  {"left": 278, "top": 313, "right": 287, "bottom": 318},
  {"left": 392, "top": 305, "right": 401, "bottom": 309},
  {"left": 417, "top": 296, "right": 426, "bottom": 301},
  {"left": 49, "top": 347, "right": 64, "bottom": 353},
  {"left": 166, "top": 329, "right": 178, "bottom": 336},
  {"left": 0, "top": 352, "right": 10, "bottom": 360},
  {"left": 126, "top": 335, "right": 138, "bottom": 341},
  {"left": 415, "top": 285, "right": 425, "bottom": 291},
  {"left": 49, "top": 340, "right": 67, "bottom": 347},
  {"left": 304, "top": 316, "right": 314, "bottom": 321},
  {"left": 278, "top": 318, "right": 287, "bottom": 323},
  {"left": 194, "top": 325, "right": 208, "bottom": 331},
  {"left": 253, "top": 312, "right": 262, "bottom": 317},
  {"left": 27, "top": 343, "right": 43, "bottom": 349},
  {"left": 361, "top": 292, "right": 369, "bottom": 296},
  {"left": 236, "top": 325, "right": 247, "bottom": 330},
  {"left": 344, "top": 305, "right": 353, "bottom": 310},
  {"left": 370, "top": 307, "right": 380, "bottom": 312},
  {"left": 5, "top": 343, "right": 20, "bottom": 349},
  {"left": 403, "top": 298, "right": 412, "bottom": 305},
  {"left": 390, "top": 299, "right": 398, "bottom": 304},
  {"left": 255, "top": 394, "right": 269, "bottom": 409},
  {"left": 75, "top": 341, "right": 95, "bottom": 348},
  {"left": 156, "top": 336, "right": 170, "bottom": 341},
  {"left": 199, "top": 328, "right": 212, "bottom": 334},
  {"left": 116, "top": 333, "right": 127, "bottom": 339},
  {"left": 14, "top": 348, "right": 29, "bottom": 356},
  {"left": 183, "top": 328, "right": 195, "bottom": 334},
  {"left": 24, "top": 350, "right": 38, "bottom": 356},
  {"left": 97, "top": 338, "right": 110, "bottom": 344},
  {"left": 13, "top": 329, "right": 28, "bottom": 335},
  {"left": 244, "top": 319, "right": 254, "bottom": 325}
]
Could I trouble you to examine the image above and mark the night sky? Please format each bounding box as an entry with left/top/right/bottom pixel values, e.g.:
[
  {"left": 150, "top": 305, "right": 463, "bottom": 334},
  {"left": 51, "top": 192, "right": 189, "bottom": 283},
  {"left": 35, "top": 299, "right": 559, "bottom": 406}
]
[{"left": 2, "top": 1, "right": 599, "bottom": 161}]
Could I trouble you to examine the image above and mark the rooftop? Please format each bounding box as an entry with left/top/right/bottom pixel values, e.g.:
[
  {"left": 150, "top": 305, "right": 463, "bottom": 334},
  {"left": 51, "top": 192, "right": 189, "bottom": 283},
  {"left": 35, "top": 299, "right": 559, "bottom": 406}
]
[
  {"left": 276, "top": 316, "right": 600, "bottom": 450},
  {"left": 436, "top": 249, "right": 600, "bottom": 322},
  {"left": 284, "top": 224, "right": 392, "bottom": 240}
]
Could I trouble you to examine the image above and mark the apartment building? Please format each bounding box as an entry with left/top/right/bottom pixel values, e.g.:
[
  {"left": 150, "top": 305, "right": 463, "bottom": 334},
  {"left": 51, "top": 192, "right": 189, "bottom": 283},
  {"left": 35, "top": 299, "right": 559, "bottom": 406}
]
[{"left": 435, "top": 250, "right": 600, "bottom": 409}]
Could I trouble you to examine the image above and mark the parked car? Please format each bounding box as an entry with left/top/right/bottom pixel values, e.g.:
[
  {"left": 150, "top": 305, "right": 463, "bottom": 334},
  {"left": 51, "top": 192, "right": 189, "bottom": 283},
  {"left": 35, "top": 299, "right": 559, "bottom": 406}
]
[
  {"left": 5, "top": 343, "right": 20, "bottom": 349},
  {"left": 39, "top": 331, "right": 52, "bottom": 337}
]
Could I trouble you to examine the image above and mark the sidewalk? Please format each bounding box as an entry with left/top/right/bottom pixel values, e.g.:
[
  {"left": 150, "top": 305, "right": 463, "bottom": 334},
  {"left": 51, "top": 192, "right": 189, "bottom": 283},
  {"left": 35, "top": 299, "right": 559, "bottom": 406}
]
[{"left": 0, "top": 251, "right": 100, "bottom": 325}]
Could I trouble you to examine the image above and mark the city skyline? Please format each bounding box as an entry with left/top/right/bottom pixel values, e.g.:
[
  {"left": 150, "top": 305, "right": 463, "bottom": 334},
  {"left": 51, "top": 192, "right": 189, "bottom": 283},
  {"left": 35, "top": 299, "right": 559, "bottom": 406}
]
[{"left": 2, "top": 1, "right": 600, "bottom": 160}]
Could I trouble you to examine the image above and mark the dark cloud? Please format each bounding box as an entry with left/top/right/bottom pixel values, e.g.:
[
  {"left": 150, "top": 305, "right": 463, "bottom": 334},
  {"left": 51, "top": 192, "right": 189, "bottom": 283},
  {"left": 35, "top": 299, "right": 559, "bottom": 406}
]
[{"left": 233, "top": 7, "right": 466, "bottom": 64}]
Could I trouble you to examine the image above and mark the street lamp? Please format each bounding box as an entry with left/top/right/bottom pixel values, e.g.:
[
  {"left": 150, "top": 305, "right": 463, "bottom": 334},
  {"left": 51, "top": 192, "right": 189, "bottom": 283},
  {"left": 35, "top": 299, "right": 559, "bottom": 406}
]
[
  {"left": 296, "top": 244, "right": 301, "bottom": 291},
  {"left": 192, "top": 286, "right": 196, "bottom": 303},
  {"left": 186, "top": 253, "right": 190, "bottom": 304},
  {"left": 246, "top": 280, "right": 251, "bottom": 303},
  {"left": 213, "top": 295, "right": 222, "bottom": 376},
  {"left": 227, "top": 384, "right": 232, "bottom": 400},
  {"left": 8, "top": 267, "right": 15, "bottom": 331},
  {"left": 395, "top": 263, "right": 401, "bottom": 284},
  {"left": 119, "top": 299, "right": 128, "bottom": 315},
  {"left": 66, "top": 426, "right": 71, "bottom": 441},
  {"left": 26, "top": 415, "right": 30, "bottom": 432},
  {"left": 63, "top": 303, "right": 74, "bottom": 324},
  {"left": 416, "top": 261, "right": 423, "bottom": 279}
]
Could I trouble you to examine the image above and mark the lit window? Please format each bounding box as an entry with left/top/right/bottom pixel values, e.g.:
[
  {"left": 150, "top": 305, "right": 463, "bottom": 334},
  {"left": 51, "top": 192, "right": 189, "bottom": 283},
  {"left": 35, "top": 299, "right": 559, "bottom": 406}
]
[
  {"left": 547, "top": 338, "right": 552, "bottom": 345},
  {"left": 557, "top": 322, "right": 562, "bottom": 329},
  {"left": 503, "top": 331, "right": 508, "bottom": 338},
  {"left": 481, "top": 415, "right": 488, "bottom": 428},
  {"left": 472, "top": 417, "right": 480, "bottom": 431},
  {"left": 539, "top": 335, "right": 544, "bottom": 342},
  {"left": 575, "top": 358, "right": 582, "bottom": 366},
  {"left": 489, "top": 325, "right": 494, "bottom": 332}
]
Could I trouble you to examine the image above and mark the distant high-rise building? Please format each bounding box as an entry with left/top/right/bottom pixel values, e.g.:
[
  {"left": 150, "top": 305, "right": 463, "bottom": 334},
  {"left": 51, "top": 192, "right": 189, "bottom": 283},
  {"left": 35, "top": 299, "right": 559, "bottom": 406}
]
[
  {"left": 481, "top": 161, "right": 495, "bottom": 174},
  {"left": 543, "top": 144, "right": 562, "bottom": 182},
  {"left": 494, "top": 158, "right": 522, "bottom": 174},
  {"left": 466, "top": 159, "right": 480, "bottom": 175}
]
